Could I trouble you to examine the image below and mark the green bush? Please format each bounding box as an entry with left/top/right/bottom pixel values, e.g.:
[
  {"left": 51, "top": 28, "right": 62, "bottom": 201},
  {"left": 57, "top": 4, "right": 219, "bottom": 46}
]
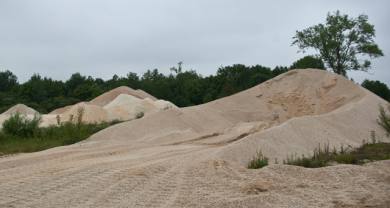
[
  {"left": 284, "top": 143, "right": 335, "bottom": 168},
  {"left": 2, "top": 113, "right": 41, "bottom": 137},
  {"left": 378, "top": 105, "right": 390, "bottom": 136},
  {"left": 248, "top": 150, "right": 269, "bottom": 169},
  {"left": 284, "top": 141, "right": 390, "bottom": 168},
  {"left": 0, "top": 120, "right": 119, "bottom": 155}
]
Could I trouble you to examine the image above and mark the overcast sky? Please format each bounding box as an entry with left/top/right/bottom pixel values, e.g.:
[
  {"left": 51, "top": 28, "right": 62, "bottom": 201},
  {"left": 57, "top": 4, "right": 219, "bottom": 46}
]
[{"left": 0, "top": 0, "right": 389, "bottom": 84}]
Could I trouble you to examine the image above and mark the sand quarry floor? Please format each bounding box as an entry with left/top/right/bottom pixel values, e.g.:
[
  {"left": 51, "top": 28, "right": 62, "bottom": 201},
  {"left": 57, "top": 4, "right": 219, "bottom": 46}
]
[{"left": 0, "top": 69, "right": 389, "bottom": 208}]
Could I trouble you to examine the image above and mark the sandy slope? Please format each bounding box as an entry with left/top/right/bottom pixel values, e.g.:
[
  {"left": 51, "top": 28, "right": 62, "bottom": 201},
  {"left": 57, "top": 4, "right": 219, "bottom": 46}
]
[{"left": 0, "top": 69, "right": 389, "bottom": 207}]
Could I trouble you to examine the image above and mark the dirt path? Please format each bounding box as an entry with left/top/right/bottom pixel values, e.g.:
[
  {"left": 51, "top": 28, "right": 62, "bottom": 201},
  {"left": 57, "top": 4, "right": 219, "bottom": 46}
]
[{"left": 0, "top": 138, "right": 389, "bottom": 208}]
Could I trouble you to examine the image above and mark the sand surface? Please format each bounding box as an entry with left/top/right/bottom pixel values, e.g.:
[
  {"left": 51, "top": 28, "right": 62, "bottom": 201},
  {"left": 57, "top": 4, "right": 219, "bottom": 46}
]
[
  {"left": 89, "top": 86, "right": 157, "bottom": 107},
  {"left": 1, "top": 104, "right": 38, "bottom": 116},
  {"left": 0, "top": 69, "right": 389, "bottom": 207}
]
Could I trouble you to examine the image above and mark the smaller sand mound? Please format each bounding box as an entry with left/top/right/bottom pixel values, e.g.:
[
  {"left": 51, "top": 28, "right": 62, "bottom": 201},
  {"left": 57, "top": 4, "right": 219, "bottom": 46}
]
[
  {"left": 2, "top": 104, "right": 39, "bottom": 115},
  {"left": 58, "top": 102, "right": 109, "bottom": 124},
  {"left": 104, "top": 94, "right": 158, "bottom": 121},
  {"left": 90, "top": 86, "right": 157, "bottom": 107}
]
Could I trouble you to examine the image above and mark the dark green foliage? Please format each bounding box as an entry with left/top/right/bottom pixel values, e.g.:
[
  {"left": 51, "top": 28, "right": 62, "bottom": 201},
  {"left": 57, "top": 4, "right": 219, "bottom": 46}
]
[
  {"left": 290, "top": 56, "right": 325, "bottom": 70},
  {"left": 284, "top": 141, "right": 390, "bottom": 168},
  {"left": 2, "top": 113, "right": 41, "bottom": 137},
  {"left": 0, "top": 121, "right": 116, "bottom": 155},
  {"left": 272, "top": 66, "right": 289, "bottom": 76},
  {"left": 378, "top": 105, "right": 390, "bottom": 136},
  {"left": 248, "top": 150, "right": 269, "bottom": 169},
  {"left": 362, "top": 80, "right": 390, "bottom": 101},
  {"left": 293, "top": 11, "right": 383, "bottom": 76},
  {"left": 0, "top": 70, "right": 18, "bottom": 91}
]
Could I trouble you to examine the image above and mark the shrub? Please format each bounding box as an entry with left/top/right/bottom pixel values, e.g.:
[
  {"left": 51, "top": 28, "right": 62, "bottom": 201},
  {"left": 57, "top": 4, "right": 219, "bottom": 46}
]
[
  {"left": 2, "top": 113, "right": 41, "bottom": 137},
  {"left": 0, "top": 120, "right": 120, "bottom": 155},
  {"left": 284, "top": 140, "right": 390, "bottom": 168},
  {"left": 248, "top": 150, "right": 269, "bottom": 169},
  {"left": 378, "top": 105, "right": 390, "bottom": 136}
]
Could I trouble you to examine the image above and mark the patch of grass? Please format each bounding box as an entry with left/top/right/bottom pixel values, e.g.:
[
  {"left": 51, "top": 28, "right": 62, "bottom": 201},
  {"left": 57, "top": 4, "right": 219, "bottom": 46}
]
[
  {"left": 248, "top": 150, "right": 269, "bottom": 169},
  {"left": 0, "top": 114, "right": 119, "bottom": 155},
  {"left": 284, "top": 140, "right": 390, "bottom": 168}
]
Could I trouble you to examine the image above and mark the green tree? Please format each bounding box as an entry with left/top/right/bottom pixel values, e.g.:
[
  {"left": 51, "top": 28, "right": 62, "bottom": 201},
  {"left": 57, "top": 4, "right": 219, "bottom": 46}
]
[
  {"left": 0, "top": 70, "right": 18, "bottom": 91},
  {"left": 272, "top": 66, "right": 288, "bottom": 76},
  {"left": 292, "top": 11, "right": 383, "bottom": 76},
  {"left": 290, "top": 56, "right": 325, "bottom": 70},
  {"left": 361, "top": 80, "right": 390, "bottom": 101}
]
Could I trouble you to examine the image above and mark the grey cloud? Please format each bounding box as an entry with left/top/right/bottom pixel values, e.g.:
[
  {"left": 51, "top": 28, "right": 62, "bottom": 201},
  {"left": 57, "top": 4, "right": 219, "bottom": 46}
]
[{"left": 0, "top": 0, "right": 389, "bottom": 84}]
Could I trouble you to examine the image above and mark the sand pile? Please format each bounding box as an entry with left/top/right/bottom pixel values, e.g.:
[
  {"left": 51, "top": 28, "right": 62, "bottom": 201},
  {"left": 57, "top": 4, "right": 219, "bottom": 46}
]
[
  {"left": 104, "top": 94, "right": 155, "bottom": 121},
  {"left": 1, "top": 69, "right": 389, "bottom": 207},
  {"left": 49, "top": 86, "right": 156, "bottom": 114},
  {"left": 1, "top": 104, "right": 39, "bottom": 116},
  {"left": 0, "top": 104, "right": 40, "bottom": 128},
  {"left": 103, "top": 94, "right": 178, "bottom": 121},
  {"left": 90, "top": 86, "right": 157, "bottom": 107},
  {"left": 47, "top": 86, "right": 172, "bottom": 124},
  {"left": 57, "top": 102, "right": 109, "bottom": 124}
]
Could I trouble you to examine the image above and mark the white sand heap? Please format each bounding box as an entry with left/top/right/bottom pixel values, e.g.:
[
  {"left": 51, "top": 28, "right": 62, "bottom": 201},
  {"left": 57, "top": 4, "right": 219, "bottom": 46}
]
[
  {"left": 89, "top": 86, "right": 157, "bottom": 107},
  {"left": 1, "top": 104, "right": 39, "bottom": 116},
  {"left": 54, "top": 102, "right": 109, "bottom": 124},
  {"left": 103, "top": 94, "right": 178, "bottom": 121},
  {"left": 0, "top": 104, "right": 40, "bottom": 129},
  {"left": 1, "top": 69, "right": 390, "bottom": 207},
  {"left": 49, "top": 86, "right": 158, "bottom": 115},
  {"left": 104, "top": 94, "right": 155, "bottom": 121},
  {"left": 46, "top": 86, "right": 177, "bottom": 125}
]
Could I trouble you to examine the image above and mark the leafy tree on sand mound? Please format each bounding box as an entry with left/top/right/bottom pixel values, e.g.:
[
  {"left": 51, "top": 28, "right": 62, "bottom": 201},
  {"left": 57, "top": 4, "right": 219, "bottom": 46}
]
[
  {"left": 290, "top": 55, "right": 325, "bottom": 70},
  {"left": 292, "top": 10, "right": 383, "bottom": 76}
]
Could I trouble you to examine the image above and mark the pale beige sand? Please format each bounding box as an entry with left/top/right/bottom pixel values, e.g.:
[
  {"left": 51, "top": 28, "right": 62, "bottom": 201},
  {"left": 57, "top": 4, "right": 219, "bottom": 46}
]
[
  {"left": 47, "top": 86, "right": 171, "bottom": 124},
  {"left": 104, "top": 94, "right": 158, "bottom": 121},
  {"left": 0, "top": 104, "right": 40, "bottom": 129},
  {"left": 89, "top": 86, "right": 157, "bottom": 107},
  {"left": 49, "top": 86, "right": 156, "bottom": 114},
  {"left": 58, "top": 102, "right": 109, "bottom": 124},
  {"left": 0, "top": 69, "right": 389, "bottom": 207},
  {"left": 1, "top": 104, "right": 39, "bottom": 115}
]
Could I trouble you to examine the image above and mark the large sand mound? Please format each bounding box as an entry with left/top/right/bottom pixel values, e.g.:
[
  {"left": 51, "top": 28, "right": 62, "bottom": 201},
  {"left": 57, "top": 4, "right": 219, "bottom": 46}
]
[
  {"left": 1, "top": 104, "right": 39, "bottom": 116},
  {"left": 1, "top": 69, "right": 389, "bottom": 207}
]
